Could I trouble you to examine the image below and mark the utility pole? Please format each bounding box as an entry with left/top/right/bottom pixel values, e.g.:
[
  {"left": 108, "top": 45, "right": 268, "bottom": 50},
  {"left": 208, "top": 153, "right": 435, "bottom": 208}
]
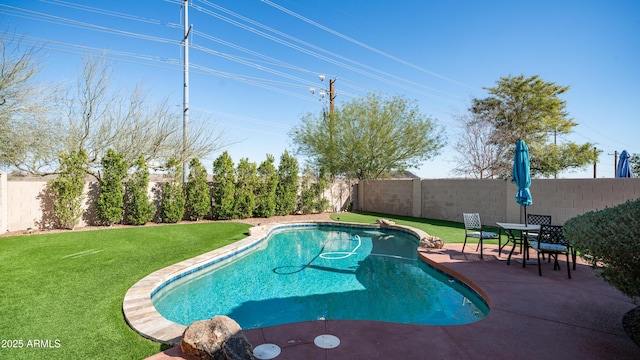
[
  {"left": 329, "top": 78, "right": 335, "bottom": 113},
  {"left": 608, "top": 150, "right": 618, "bottom": 178},
  {"left": 593, "top": 147, "right": 597, "bottom": 178},
  {"left": 309, "top": 74, "right": 337, "bottom": 178},
  {"left": 182, "top": 0, "right": 191, "bottom": 183}
]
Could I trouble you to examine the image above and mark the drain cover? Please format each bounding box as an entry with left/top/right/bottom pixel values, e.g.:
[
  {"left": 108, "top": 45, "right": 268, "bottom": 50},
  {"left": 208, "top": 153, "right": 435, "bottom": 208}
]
[
  {"left": 253, "top": 343, "right": 281, "bottom": 359},
  {"left": 314, "top": 334, "right": 340, "bottom": 349}
]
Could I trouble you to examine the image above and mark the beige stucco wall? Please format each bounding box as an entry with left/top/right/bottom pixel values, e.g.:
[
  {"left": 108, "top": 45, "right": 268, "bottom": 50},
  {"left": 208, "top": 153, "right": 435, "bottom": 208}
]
[
  {"left": 421, "top": 179, "right": 513, "bottom": 226},
  {"left": 0, "top": 173, "right": 7, "bottom": 233},
  {"left": 2, "top": 174, "right": 640, "bottom": 233},
  {"left": 0, "top": 176, "right": 353, "bottom": 233},
  {"left": 355, "top": 177, "right": 640, "bottom": 227},
  {"left": 358, "top": 179, "right": 415, "bottom": 217}
]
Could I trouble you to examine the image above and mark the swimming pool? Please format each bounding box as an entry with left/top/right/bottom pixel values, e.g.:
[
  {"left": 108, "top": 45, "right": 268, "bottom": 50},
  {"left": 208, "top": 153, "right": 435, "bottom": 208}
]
[{"left": 151, "top": 224, "right": 489, "bottom": 330}]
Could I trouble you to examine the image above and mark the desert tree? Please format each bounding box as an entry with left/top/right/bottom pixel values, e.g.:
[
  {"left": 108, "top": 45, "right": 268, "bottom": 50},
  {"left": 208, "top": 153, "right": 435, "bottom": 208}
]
[
  {"left": 451, "top": 109, "right": 504, "bottom": 179},
  {"left": 471, "top": 74, "right": 598, "bottom": 178},
  {"left": 0, "top": 31, "right": 64, "bottom": 173},
  {"left": 291, "top": 92, "right": 445, "bottom": 180},
  {"left": 65, "top": 56, "right": 228, "bottom": 178}
]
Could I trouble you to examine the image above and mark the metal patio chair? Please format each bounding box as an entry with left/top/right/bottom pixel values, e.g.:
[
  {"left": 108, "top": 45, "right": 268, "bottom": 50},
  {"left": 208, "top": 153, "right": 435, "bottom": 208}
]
[
  {"left": 462, "top": 213, "right": 498, "bottom": 259},
  {"left": 527, "top": 224, "right": 572, "bottom": 279}
]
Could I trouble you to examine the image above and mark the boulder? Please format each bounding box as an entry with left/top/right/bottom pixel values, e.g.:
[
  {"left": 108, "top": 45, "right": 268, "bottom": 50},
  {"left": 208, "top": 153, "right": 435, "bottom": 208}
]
[
  {"left": 419, "top": 235, "right": 445, "bottom": 249},
  {"left": 376, "top": 218, "right": 396, "bottom": 227},
  {"left": 180, "top": 316, "right": 255, "bottom": 360}
]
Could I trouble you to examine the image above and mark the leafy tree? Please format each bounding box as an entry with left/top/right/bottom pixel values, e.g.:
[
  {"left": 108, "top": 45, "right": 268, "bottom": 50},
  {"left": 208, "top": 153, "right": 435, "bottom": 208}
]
[
  {"left": 160, "top": 158, "right": 185, "bottom": 223},
  {"left": 298, "top": 167, "right": 329, "bottom": 214},
  {"left": 212, "top": 151, "right": 235, "bottom": 220},
  {"left": 291, "top": 92, "right": 445, "bottom": 180},
  {"left": 47, "top": 149, "right": 88, "bottom": 229},
  {"left": 96, "top": 149, "right": 127, "bottom": 225},
  {"left": 471, "top": 74, "right": 598, "bottom": 178},
  {"left": 255, "top": 154, "right": 279, "bottom": 218},
  {"left": 275, "top": 150, "right": 299, "bottom": 216},
  {"left": 185, "top": 158, "right": 210, "bottom": 220},
  {"left": 234, "top": 158, "right": 257, "bottom": 219},
  {"left": 124, "top": 156, "right": 155, "bottom": 225}
]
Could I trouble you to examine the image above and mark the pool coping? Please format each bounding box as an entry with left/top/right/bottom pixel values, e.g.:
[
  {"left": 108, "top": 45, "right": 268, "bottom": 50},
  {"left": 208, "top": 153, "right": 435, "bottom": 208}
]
[{"left": 122, "top": 220, "right": 487, "bottom": 345}]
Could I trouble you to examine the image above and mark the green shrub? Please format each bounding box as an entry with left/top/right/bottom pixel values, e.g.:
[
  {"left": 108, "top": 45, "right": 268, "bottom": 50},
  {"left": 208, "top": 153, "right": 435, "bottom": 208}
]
[
  {"left": 212, "top": 151, "right": 236, "bottom": 220},
  {"left": 160, "top": 158, "right": 185, "bottom": 223},
  {"left": 48, "top": 149, "right": 88, "bottom": 229},
  {"left": 275, "top": 150, "right": 299, "bottom": 215},
  {"left": 161, "top": 182, "right": 185, "bottom": 223},
  {"left": 234, "top": 157, "right": 257, "bottom": 219},
  {"left": 96, "top": 149, "right": 127, "bottom": 225},
  {"left": 255, "top": 154, "right": 278, "bottom": 218},
  {"left": 185, "top": 158, "right": 210, "bottom": 220},
  {"left": 564, "top": 198, "right": 640, "bottom": 299},
  {"left": 298, "top": 167, "right": 329, "bottom": 214},
  {"left": 124, "top": 156, "right": 155, "bottom": 225}
]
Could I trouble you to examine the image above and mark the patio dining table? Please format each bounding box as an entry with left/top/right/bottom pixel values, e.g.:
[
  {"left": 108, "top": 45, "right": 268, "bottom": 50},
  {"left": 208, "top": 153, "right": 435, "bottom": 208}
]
[{"left": 496, "top": 222, "right": 540, "bottom": 267}]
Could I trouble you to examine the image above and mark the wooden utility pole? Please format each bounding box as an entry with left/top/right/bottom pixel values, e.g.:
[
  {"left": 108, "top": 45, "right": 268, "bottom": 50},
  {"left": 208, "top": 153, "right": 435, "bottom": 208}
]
[
  {"left": 593, "top": 147, "right": 597, "bottom": 178},
  {"left": 329, "top": 78, "right": 335, "bottom": 113}
]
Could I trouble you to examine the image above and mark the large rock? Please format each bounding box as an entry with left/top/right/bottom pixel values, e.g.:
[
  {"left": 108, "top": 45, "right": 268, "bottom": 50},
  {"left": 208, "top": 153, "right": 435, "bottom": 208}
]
[
  {"left": 419, "top": 235, "right": 445, "bottom": 249},
  {"left": 180, "top": 316, "right": 255, "bottom": 360},
  {"left": 376, "top": 218, "right": 396, "bottom": 227}
]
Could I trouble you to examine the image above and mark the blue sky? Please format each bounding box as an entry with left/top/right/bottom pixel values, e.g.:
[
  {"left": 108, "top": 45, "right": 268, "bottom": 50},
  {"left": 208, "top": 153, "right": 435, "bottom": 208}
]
[{"left": 1, "top": 0, "right": 638, "bottom": 178}]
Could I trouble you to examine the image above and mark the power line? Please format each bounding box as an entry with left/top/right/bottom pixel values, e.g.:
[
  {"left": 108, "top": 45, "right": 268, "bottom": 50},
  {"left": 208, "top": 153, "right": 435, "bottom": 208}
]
[
  {"left": 261, "top": 0, "right": 476, "bottom": 90},
  {"left": 0, "top": 4, "right": 180, "bottom": 46},
  {"left": 192, "top": 0, "right": 464, "bottom": 102}
]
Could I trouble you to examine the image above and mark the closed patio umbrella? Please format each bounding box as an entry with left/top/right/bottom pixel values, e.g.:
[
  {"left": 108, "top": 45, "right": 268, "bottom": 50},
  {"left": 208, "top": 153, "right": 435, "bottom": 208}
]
[
  {"left": 616, "top": 150, "right": 633, "bottom": 178},
  {"left": 513, "top": 140, "right": 532, "bottom": 224}
]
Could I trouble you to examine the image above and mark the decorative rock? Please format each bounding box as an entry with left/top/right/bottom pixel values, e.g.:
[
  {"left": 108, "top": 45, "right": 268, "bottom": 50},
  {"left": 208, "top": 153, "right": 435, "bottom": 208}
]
[
  {"left": 419, "top": 235, "right": 445, "bottom": 249},
  {"left": 180, "top": 316, "right": 256, "bottom": 360},
  {"left": 376, "top": 218, "right": 396, "bottom": 227},
  {"left": 248, "top": 225, "right": 266, "bottom": 237}
]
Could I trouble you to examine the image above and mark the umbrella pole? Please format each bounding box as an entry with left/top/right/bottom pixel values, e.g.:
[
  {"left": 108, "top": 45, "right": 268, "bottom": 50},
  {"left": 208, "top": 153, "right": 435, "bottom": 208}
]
[{"left": 524, "top": 205, "right": 527, "bottom": 225}]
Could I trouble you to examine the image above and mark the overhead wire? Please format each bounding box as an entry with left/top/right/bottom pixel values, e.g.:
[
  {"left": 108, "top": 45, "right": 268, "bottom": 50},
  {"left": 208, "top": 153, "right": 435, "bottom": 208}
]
[
  {"left": 260, "top": 0, "right": 476, "bottom": 90},
  {"left": 191, "top": 0, "right": 463, "bottom": 103},
  {"left": 2, "top": 1, "right": 458, "bottom": 128}
]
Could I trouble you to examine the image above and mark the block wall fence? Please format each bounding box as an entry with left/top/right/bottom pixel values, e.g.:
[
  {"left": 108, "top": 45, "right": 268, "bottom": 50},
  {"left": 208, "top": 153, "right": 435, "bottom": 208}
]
[
  {"left": 355, "top": 178, "right": 640, "bottom": 226},
  {"left": 2, "top": 174, "right": 640, "bottom": 233},
  {"left": 0, "top": 174, "right": 352, "bottom": 233}
]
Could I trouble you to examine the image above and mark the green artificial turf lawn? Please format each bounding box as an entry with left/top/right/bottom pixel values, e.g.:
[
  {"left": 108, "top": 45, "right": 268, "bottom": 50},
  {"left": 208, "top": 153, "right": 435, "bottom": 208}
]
[
  {"left": 0, "top": 222, "right": 250, "bottom": 360},
  {"left": 329, "top": 211, "right": 502, "bottom": 245}
]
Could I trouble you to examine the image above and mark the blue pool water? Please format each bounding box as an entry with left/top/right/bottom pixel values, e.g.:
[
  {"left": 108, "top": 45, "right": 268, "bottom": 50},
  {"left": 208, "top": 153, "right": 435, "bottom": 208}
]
[{"left": 152, "top": 225, "right": 489, "bottom": 329}]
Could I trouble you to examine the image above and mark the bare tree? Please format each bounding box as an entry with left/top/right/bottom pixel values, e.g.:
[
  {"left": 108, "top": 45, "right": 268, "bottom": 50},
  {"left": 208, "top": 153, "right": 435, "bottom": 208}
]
[
  {"left": 63, "top": 56, "right": 229, "bottom": 179},
  {"left": 0, "top": 32, "right": 64, "bottom": 173},
  {"left": 451, "top": 110, "right": 504, "bottom": 179}
]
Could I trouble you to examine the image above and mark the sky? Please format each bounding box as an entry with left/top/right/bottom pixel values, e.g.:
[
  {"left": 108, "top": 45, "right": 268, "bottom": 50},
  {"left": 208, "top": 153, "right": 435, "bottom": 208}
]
[{"left": 1, "top": 0, "right": 639, "bottom": 178}]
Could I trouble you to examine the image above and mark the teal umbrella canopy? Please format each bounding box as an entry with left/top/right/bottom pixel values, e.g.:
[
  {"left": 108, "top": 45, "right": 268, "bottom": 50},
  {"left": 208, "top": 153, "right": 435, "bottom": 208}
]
[
  {"left": 616, "top": 150, "right": 633, "bottom": 178},
  {"left": 513, "top": 140, "right": 532, "bottom": 209}
]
